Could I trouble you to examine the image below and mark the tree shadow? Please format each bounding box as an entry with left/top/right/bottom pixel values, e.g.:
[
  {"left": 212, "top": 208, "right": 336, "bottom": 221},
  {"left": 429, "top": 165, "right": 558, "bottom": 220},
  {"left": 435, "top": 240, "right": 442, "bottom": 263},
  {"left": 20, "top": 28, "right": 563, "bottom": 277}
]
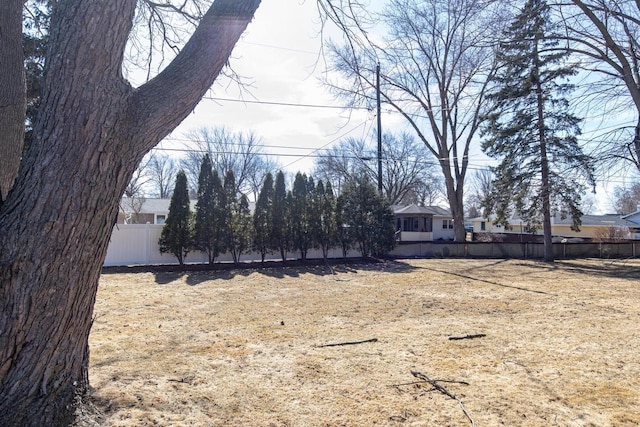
[
  {"left": 103, "top": 257, "right": 419, "bottom": 286},
  {"left": 516, "top": 258, "right": 640, "bottom": 280},
  {"left": 415, "top": 261, "right": 556, "bottom": 296}
]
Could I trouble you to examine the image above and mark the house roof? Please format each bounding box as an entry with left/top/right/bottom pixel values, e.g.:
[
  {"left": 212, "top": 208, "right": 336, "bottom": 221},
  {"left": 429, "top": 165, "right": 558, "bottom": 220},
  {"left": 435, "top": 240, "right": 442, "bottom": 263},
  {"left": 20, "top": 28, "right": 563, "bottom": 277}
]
[
  {"left": 124, "top": 199, "right": 454, "bottom": 218},
  {"left": 392, "top": 204, "right": 451, "bottom": 217},
  {"left": 621, "top": 209, "right": 640, "bottom": 221},
  {"left": 120, "top": 197, "right": 258, "bottom": 214},
  {"left": 120, "top": 197, "right": 171, "bottom": 214},
  {"left": 468, "top": 213, "right": 640, "bottom": 229},
  {"left": 557, "top": 214, "right": 639, "bottom": 228}
]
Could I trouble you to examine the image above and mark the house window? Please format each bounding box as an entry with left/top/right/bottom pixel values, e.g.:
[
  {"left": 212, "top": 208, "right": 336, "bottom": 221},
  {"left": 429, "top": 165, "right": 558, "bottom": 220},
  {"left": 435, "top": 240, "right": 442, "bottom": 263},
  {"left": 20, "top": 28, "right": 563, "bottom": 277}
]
[
  {"left": 404, "top": 217, "right": 420, "bottom": 231},
  {"left": 156, "top": 215, "right": 166, "bottom": 225},
  {"left": 424, "top": 216, "right": 433, "bottom": 232},
  {"left": 480, "top": 221, "right": 486, "bottom": 231},
  {"left": 442, "top": 219, "right": 454, "bottom": 230}
]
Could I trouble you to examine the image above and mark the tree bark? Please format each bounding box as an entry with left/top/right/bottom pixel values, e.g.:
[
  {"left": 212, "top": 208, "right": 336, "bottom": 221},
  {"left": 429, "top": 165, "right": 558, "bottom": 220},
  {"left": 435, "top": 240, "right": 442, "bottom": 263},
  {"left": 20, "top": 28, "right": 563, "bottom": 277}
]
[
  {"left": 0, "top": 0, "right": 260, "bottom": 425},
  {"left": 0, "top": 0, "right": 26, "bottom": 201},
  {"left": 441, "top": 155, "right": 467, "bottom": 242}
]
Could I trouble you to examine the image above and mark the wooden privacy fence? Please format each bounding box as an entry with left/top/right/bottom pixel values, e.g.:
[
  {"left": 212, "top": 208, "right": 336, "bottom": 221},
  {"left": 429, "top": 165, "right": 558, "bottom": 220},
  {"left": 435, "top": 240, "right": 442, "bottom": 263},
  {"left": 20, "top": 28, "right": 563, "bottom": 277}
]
[
  {"left": 104, "top": 224, "right": 639, "bottom": 267},
  {"left": 391, "top": 241, "right": 639, "bottom": 259}
]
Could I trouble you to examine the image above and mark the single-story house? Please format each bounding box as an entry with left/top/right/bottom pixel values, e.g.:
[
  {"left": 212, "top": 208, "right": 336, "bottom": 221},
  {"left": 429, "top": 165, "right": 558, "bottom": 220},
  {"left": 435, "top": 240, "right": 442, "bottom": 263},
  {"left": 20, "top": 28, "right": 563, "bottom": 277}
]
[
  {"left": 119, "top": 198, "right": 456, "bottom": 242},
  {"left": 118, "top": 197, "right": 172, "bottom": 225},
  {"left": 467, "top": 211, "right": 640, "bottom": 241},
  {"left": 622, "top": 209, "right": 640, "bottom": 239},
  {"left": 392, "top": 204, "right": 455, "bottom": 242}
]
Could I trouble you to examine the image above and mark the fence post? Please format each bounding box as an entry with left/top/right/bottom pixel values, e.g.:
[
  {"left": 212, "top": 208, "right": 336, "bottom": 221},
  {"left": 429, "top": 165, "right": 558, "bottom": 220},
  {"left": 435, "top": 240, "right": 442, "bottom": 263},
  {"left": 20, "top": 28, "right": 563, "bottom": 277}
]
[
  {"left": 599, "top": 242, "right": 602, "bottom": 258},
  {"left": 145, "top": 223, "right": 150, "bottom": 265}
]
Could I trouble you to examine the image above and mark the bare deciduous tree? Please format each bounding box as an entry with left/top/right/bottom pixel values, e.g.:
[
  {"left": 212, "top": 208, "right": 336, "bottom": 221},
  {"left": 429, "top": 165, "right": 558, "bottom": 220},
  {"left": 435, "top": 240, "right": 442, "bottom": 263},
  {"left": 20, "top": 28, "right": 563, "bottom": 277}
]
[
  {"left": 465, "top": 168, "right": 494, "bottom": 218},
  {"left": 314, "top": 132, "right": 443, "bottom": 205},
  {"left": 182, "top": 126, "right": 278, "bottom": 199},
  {"left": 325, "top": 0, "right": 507, "bottom": 240},
  {"left": 121, "top": 155, "right": 152, "bottom": 223},
  {"left": 552, "top": 0, "right": 640, "bottom": 173},
  {"left": 0, "top": 1, "right": 261, "bottom": 424},
  {"left": 612, "top": 181, "right": 640, "bottom": 214},
  {"left": 0, "top": 0, "right": 26, "bottom": 202},
  {"left": 147, "top": 151, "right": 178, "bottom": 198}
]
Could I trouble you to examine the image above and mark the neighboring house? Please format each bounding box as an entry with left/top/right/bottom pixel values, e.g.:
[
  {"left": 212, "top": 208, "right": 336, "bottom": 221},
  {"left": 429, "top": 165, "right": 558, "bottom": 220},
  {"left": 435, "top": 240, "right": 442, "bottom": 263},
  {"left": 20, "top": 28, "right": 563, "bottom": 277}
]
[
  {"left": 622, "top": 208, "right": 640, "bottom": 239},
  {"left": 118, "top": 197, "right": 171, "bottom": 225},
  {"left": 118, "top": 199, "right": 456, "bottom": 242},
  {"left": 467, "top": 212, "right": 640, "bottom": 241},
  {"left": 392, "top": 204, "right": 455, "bottom": 242}
]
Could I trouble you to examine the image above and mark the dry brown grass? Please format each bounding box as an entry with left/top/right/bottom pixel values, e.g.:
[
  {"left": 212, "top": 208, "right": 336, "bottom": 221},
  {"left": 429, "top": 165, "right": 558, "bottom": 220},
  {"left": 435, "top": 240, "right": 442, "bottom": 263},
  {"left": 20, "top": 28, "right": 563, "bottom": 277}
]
[{"left": 89, "top": 258, "right": 640, "bottom": 426}]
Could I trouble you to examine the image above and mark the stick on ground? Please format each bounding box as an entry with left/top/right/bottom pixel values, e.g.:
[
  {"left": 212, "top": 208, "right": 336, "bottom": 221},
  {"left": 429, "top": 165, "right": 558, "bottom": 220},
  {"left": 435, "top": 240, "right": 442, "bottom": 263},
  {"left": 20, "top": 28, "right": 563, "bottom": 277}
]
[
  {"left": 411, "top": 370, "right": 475, "bottom": 427},
  {"left": 317, "top": 338, "right": 378, "bottom": 348},
  {"left": 449, "top": 333, "right": 486, "bottom": 341}
]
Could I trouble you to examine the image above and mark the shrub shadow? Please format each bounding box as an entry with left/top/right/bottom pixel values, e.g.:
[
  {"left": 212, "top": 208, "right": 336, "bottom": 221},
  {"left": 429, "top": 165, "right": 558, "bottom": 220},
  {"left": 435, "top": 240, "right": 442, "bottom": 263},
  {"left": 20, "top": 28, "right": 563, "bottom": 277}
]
[{"left": 104, "top": 257, "right": 418, "bottom": 286}]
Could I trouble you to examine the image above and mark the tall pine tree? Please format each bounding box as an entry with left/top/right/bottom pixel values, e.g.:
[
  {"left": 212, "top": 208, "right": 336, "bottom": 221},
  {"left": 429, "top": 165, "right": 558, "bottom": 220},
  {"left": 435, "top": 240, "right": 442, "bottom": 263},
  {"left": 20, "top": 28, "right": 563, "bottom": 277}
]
[
  {"left": 481, "top": 0, "right": 595, "bottom": 262},
  {"left": 193, "top": 155, "right": 217, "bottom": 264},
  {"left": 290, "top": 172, "right": 312, "bottom": 260},
  {"left": 335, "top": 192, "right": 352, "bottom": 258},
  {"left": 229, "top": 193, "right": 253, "bottom": 263},
  {"left": 223, "top": 169, "right": 238, "bottom": 261},
  {"left": 254, "top": 172, "right": 274, "bottom": 262},
  {"left": 315, "top": 180, "right": 337, "bottom": 261},
  {"left": 271, "top": 171, "right": 290, "bottom": 262},
  {"left": 159, "top": 170, "right": 192, "bottom": 265},
  {"left": 210, "top": 170, "right": 227, "bottom": 262},
  {"left": 338, "top": 175, "right": 395, "bottom": 258}
]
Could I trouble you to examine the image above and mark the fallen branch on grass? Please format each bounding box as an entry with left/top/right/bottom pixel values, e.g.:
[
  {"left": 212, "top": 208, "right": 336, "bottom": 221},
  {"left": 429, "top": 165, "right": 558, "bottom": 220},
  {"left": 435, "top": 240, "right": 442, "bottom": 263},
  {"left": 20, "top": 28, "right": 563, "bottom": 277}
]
[
  {"left": 388, "top": 378, "right": 470, "bottom": 388},
  {"left": 448, "top": 333, "right": 486, "bottom": 341},
  {"left": 317, "top": 338, "right": 378, "bottom": 348},
  {"left": 411, "top": 370, "right": 475, "bottom": 427}
]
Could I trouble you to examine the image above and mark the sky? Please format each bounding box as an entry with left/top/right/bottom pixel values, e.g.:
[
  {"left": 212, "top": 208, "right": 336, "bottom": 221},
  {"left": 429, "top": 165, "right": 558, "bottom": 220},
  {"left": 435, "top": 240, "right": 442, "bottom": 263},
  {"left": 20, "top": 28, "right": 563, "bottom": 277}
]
[
  {"left": 156, "top": 2, "right": 348, "bottom": 172},
  {"left": 148, "top": 0, "right": 638, "bottom": 213},
  {"left": 156, "top": 0, "right": 406, "bottom": 175}
]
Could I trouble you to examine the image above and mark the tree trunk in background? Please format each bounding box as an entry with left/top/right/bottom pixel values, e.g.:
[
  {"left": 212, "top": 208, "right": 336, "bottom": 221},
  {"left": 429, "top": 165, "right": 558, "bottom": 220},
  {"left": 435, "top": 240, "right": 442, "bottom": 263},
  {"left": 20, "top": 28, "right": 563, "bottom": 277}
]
[
  {"left": 442, "top": 158, "right": 468, "bottom": 242},
  {"left": 0, "top": 1, "right": 261, "bottom": 425},
  {"left": 534, "top": 33, "right": 554, "bottom": 262},
  {"left": 0, "top": 0, "right": 26, "bottom": 202}
]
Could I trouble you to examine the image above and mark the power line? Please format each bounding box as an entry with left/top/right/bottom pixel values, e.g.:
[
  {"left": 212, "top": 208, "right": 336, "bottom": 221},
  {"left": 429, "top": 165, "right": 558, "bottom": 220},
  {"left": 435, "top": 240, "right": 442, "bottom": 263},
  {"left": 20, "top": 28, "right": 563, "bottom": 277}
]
[
  {"left": 202, "top": 95, "right": 372, "bottom": 111},
  {"left": 283, "top": 119, "right": 372, "bottom": 169}
]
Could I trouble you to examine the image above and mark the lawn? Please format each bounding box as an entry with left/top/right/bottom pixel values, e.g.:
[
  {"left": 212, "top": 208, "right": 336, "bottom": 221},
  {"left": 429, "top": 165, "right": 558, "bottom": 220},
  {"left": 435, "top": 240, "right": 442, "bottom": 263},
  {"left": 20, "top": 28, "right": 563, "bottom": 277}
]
[{"left": 86, "top": 258, "right": 640, "bottom": 426}]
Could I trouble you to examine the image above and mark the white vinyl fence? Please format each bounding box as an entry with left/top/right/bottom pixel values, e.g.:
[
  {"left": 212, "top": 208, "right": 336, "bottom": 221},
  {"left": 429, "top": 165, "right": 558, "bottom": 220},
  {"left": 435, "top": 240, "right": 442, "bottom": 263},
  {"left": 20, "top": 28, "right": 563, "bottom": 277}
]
[{"left": 104, "top": 224, "right": 360, "bottom": 267}]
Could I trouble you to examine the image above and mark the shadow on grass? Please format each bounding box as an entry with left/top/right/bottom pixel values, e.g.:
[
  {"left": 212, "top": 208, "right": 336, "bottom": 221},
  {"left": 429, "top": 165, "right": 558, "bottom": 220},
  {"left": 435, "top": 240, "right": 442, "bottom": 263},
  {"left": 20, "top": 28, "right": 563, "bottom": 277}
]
[
  {"left": 102, "top": 257, "right": 417, "bottom": 286},
  {"left": 516, "top": 258, "right": 640, "bottom": 280},
  {"left": 415, "top": 261, "right": 556, "bottom": 296},
  {"left": 408, "top": 257, "right": 640, "bottom": 296}
]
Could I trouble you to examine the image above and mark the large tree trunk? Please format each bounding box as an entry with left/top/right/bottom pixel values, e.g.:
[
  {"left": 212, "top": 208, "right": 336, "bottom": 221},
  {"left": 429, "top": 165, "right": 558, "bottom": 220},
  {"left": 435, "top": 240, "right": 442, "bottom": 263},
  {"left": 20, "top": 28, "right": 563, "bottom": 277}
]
[
  {"left": 0, "top": 1, "right": 260, "bottom": 425},
  {"left": 441, "top": 158, "right": 467, "bottom": 242},
  {"left": 0, "top": 0, "right": 26, "bottom": 202}
]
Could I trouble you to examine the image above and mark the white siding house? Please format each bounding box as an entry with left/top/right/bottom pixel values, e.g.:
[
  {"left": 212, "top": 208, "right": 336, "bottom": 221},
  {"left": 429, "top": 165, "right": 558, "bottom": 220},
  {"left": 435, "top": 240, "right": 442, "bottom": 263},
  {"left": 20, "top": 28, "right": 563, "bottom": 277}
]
[
  {"left": 468, "top": 212, "right": 640, "bottom": 241},
  {"left": 392, "top": 204, "right": 455, "bottom": 242}
]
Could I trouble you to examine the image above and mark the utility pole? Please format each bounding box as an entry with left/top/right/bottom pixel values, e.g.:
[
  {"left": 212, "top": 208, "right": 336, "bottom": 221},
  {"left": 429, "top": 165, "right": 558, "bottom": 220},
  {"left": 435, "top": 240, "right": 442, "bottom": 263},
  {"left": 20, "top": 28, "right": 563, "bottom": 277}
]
[{"left": 376, "top": 63, "right": 383, "bottom": 194}]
